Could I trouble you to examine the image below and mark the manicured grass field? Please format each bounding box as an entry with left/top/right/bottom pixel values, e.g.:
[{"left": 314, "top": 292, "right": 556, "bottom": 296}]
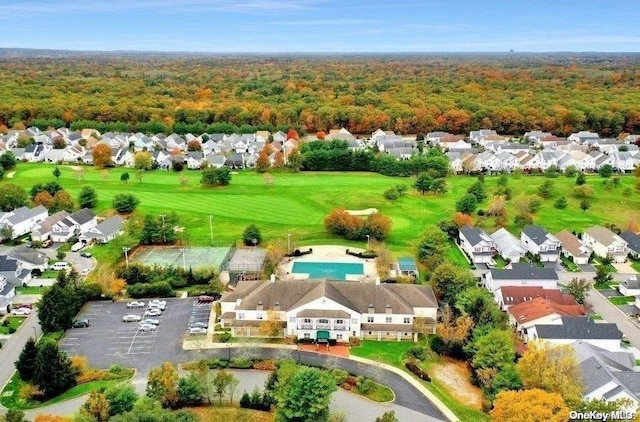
[
  {"left": 609, "top": 296, "right": 635, "bottom": 305},
  {"left": 15, "top": 286, "right": 47, "bottom": 294},
  {"left": 631, "top": 259, "right": 640, "bottom": 273},
  {"left": 560, "top": 255, "right": 580, "bottom": 272},
  {"left": 0, "top": 316, "right": 24, "bottom": 334},
  {"left": 5, "top": 164, "right": 639, "bottom": 260},
  {"left": 350, "top": 340, "right": 417, "bottom": 369}
]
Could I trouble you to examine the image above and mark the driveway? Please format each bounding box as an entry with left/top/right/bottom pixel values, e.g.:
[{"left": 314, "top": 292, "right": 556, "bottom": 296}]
[
  {"left": 612, "top": 263, "right": 639, "bottom": 274},
  {"left": 598, "top": 289, "right": 622, "bottom": 298},
  {"left": 587, "top": 288, "right": 640, "bottom": 350},
  {"left": 0, "top": 313, "right": 41, "bottom": 394}
]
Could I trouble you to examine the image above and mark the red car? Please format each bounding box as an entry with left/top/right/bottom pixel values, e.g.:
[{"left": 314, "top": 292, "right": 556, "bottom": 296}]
[
  {"left": 17, "top": 303, "right": 33, "bottom": 309},
  {"left": 197, "top": 295, "right": 215, "bottom": 303}
]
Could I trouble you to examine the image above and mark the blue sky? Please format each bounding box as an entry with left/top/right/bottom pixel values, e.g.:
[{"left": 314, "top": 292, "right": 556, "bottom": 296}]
[{"left": 1, "top": 0, "right": 639, "bottom": 52}]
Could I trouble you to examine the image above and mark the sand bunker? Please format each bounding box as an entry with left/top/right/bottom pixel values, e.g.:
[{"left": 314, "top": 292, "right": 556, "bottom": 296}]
[{"left": 346, "top": 208, "right": 378, "bottom": 216}]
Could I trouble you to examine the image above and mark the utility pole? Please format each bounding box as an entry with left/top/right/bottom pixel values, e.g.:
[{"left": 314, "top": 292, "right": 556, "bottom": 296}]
[
  {"left": 181, "top": 248, "right": 186, "bottom": 270},
  {"left": 122, "top": 247, "right": 131, "bottom": 267},
  {"left": 287, "top": 233, "right": 291, "bottom": 254},
  {"left": 159, "top": 214, "right": 166, "bottom": 243}
]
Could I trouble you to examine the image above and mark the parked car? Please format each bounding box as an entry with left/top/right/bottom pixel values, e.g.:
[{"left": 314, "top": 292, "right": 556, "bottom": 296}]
[
  {"left": 80, "top": 252, "right": 92, "bottom": 258},
  {"left": 72, "top": 318, "right": 90, "bottom": 328},
  {"left": 188, "top": 322, "right": 208, "bottom": 329},
  {"left": 138, "top": 323, "right": 157, "bottom": 332},
  {"left": 42, "top": 239, "right": 53, "bottom": 248},
  {"left": 81, "top": 268, "right": 90, "bottom": 275},
  {"left": 145, "top": 308, "right": 162, "bottom": 317},
  {"left": 51, "top": 262, "right": 70, "bottom": 271},
  {"left": 197, "top": 295, "right": 215, "bottom": 303},
  {"left": 16, "top": 303, "right": 33, "bottom": 309},
  {"left": 149, "top": 299, "right": 166, "bottom": 307},
  {"left": 148, "top": 302, "right": 166, "bottom": 310},
  {"left": 189, "top": 327, "right": 207, "bottom": 334},
  {"left": 126, "top": 301, "right": 145, "bottom": 308},
  {"left": 142, "top": 318, "right": 160, "bottom": 325},
  {"left": 12, "top": 308, "right": 32, "bottom": 316},
  {"left": 123, "top": 314, "right": 142, "bottom": 322}
]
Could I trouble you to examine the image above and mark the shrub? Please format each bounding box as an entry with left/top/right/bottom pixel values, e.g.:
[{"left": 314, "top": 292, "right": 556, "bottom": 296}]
[
  {"left": 348, "top": 337, "right": 361, "bottom": 347},
  {"left": 242, "top": 224, "right": 262, "bottom": 246},
  {"left": 8, "top": 327, "right": 16, "bottom": 334},
  {"left": 329, "top": 368, "right": 349, "bottom": 385},
  {"left": 429, "top": 335, "right": 446, "bottom": 355},
  {"left": 252, "top": 359, "right": 277, "bottom": 371},
  {"left": 340, "top": 382, "right": 353, "bottom": 391},
  {"left": 383, "top": 187, "right": 400, "bottom": 200},
  {"left": 229, "top": 357, "right": 253, "bottom": 369},
  {"left": 19, "top": 383, "right": 42, "bottom": 401},
  {"left": 240, "top": 392, "right": 251, "bottom": 409},
  {"left": 345, "top": 376, "right": 358, "bottom": 387},
  {"left": 356, "top": 377, "right": 376, "bottom": 394},
  {"left": 217, "top": 332, "right": 232, "bottom": 343},
  {"left": 406, "top": 345, "right": 427, "bottom": 361},
  {"left": 126, "top": 281, "right": 173, "bottom": 298}
]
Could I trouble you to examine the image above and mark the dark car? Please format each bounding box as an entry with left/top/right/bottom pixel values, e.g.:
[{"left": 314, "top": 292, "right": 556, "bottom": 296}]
[
  {"left": 72, "top": 318, "right": 90, "bottom": 328},
  {"left": 80, "top": 252, "right": 92, "bottom": 258}
]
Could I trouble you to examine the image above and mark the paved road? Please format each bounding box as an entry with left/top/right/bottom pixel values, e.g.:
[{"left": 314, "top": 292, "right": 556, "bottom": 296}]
[
  {"left": 587, "top": 288, "right": 640, "bottom": 350},
  {"left": 27, "top": 370, "right": 440, "bottom": 422},
  {"left": 0, "top": 314, "right": 41, "bottom": 401}
]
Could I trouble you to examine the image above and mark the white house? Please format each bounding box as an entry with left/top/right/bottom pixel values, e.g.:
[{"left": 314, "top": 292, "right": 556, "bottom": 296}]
[
  {"left": 489, "top": 228, "right": 526, "bottom": 263},
  {"left": 0, "top": 206, "right": 48, "bottom": 239},
  {"left": 520, "top": 225, "right": 561, "bottom": 262},
  {"left": 30, "top": 211, "right": 70, "bottom": 242},
  {"left": 220, "top": 279, "right": 438, "bottom": 343},
  {"left": 50, "top": 208, "right": 97, "bottom": 243},
  {"left": 0, "top": 275, "right": 15, "bottom": 315},
  {"left": 80, "top": 215, "right": 124, "bottom": 244},
  {"left": 620, "top": 231, "right": 640, "bottom": 260},
  {"left": 555, "top": 230, "right": 591, "bottom": 265},
  {"left": 528, "top": 316, "right": 622, "bottom": 351},
  {"left": 583, "top": 226, "right": 629, "bottom": 263},
  {"left": 618, "top": 276, "right": 640, "bottom": 297},
  {"left": 458, "top": 225, "right": 494, "bottom": 264},
  {"left": 483, "top": 263, "right": 559, "bottom": 293},
  {"left": 507, "top": 297, "right": 585, "bottom": 338}
]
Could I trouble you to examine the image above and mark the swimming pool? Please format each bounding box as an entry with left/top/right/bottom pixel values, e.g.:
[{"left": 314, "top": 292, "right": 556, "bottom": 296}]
[{"left": 291, "top": 262, "right": 364, "bottom": 280}]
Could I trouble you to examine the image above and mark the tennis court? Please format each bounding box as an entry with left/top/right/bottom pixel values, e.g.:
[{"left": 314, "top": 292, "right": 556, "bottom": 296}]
[
  {"left": 227, "top": 248, "right": 267, "bottom": 272},
  {"left": 132, "top": 246, "right": 231, "bottom": 269}
]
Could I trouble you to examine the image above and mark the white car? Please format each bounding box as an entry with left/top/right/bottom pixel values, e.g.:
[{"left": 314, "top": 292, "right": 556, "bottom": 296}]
[
  {"left": 123, "top": 314, "right": 142, "bottom": 322},
  {"left": 12, "top": 308, "right": 32, "bottom": 316},
  {"left": 149, "top": 299, "right": 166, "bottom": 307},
  {"left": 126, "top": 301, "right": 145, "bottom": 308},
  {"left": 145, "top": 308, "right": 162, "bottom": 317},
  {"left": 189, "top": 327, "right": 207, "bottom": 334},
  {"left": 142, "top": 318, "right": 160, "bottom": 325},
  {"left": 149, "top": 302, "right": 166, "bottom": 311},
  {"left": 138, "top": 323, "right": 157, "bottom": 332}
]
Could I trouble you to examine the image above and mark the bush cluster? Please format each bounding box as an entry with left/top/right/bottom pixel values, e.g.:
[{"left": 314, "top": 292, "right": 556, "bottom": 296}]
[{"left": 324, "top": 208, "right": 392, "bottom": 241}]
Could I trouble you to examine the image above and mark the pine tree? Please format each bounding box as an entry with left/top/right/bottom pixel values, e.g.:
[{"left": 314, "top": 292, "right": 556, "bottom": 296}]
[
  {"left": 34, "top": 340, "right": 76, "bottom": 398},
  {"left": 15, "top": 337, "right": 38, "bottom": 382}
]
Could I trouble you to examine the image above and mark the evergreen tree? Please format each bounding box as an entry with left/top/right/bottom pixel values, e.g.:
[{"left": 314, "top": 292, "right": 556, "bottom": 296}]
[
  {"left": 34, "top": 340, "right": 76, "bottom": 398},
  {"left": 15, "top": 337, "right": 38, "bottom": 382},
  {"left": 78, "top": 186, "right": 98, "bottom": 209}
]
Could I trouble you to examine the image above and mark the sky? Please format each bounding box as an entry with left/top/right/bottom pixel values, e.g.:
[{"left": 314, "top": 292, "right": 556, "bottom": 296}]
[{"left": 0, "top": 0, "right": 639, "bottom": 53}]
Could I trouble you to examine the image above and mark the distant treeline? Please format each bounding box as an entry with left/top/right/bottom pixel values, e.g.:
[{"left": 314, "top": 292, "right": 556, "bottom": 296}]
[{"left": 1, "top": 56, "right": 639, "bottom": 136}]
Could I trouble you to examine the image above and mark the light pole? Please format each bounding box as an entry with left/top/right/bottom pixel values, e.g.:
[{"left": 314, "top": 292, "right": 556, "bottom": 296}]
[
  {"left": 287, "top": 233, "right": 291, "bottom": 254},
  {"left": 122, "top": 247, "right": 131, "bottom": 267},
  {"left": 209, "top": 215, "right": 214, "bottom": 246},
  {"left": 227, "top": 344, "right": 231, "bottom": 360},
  {"left": 159, "top": 214, "right": 166, "bottom": 243},
  {"left": 366, "top": 234, "right": 370, "bottom": 252},
  {"left": 32, "top": 326, "right": 37, "bottom": 341},
  {"left": 180, "top": 248, "right": 186, "bottom": 270}
]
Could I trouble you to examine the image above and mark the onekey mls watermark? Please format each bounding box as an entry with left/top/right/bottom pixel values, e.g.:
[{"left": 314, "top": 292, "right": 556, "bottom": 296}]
[{"left": 570, "top": 410, "right": 636, "bottom": 421}]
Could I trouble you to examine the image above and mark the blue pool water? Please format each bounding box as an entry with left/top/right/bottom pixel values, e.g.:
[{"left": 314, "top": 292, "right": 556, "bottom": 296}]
[{"left": 291, "top": 262, "right": 364, "bottom": 280}]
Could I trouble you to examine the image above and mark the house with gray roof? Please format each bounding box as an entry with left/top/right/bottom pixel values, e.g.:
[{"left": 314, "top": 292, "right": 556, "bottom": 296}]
[
  {"left": 618, "top": 276, "right": 640, "bottom": 297},
  {"left": 0, "top": 275, "right": 15, "bottom": 315},
  {"left": 483, "top": 263, "right": 559, "bottom": 293},
  {"left": 572, "top": 341, "right": 640, "bottom": 407},
  {"left": 583, "top": 226, "right": 628, "bottom": 263},
  {"left": 459, "top": 225, "right": 495, "bottom": 264},
  {"left": 30, "top": 210, "right": 70, "bottom": 242},
  {"left": 528, "top": 316, "right": 622, "bottom": 351},
  {"left": 220, "top": 279, "right": 438, "bottom": 342},
  {"left": 50, "top": 208, "right": 97, "bottom": 243},
  {"left": 206, "top": 154, "right": 225, "bottom": 168},
  {"left": 8, "top": 247, "right": 47, "bottom": 271},
  {"left": 489, "top": 228, "right": 526, "bottom": 263},
  {"left": 0, "top": 206, "right": 48, "bottom": 239},
  {"left": 0, "top": 255, "right": 31, "bottom": 287},
  {"left": 520, "top": 225, "right": 561, "bottom": 262},
  {"left": 80, "top": 215, "right": 124, "bottom": 244},
  {"left": 620, "top": 231, "right": 640, "bottom": 259},
  {"left": 396, "top": 257, "right": 419, "bottom": 279}
]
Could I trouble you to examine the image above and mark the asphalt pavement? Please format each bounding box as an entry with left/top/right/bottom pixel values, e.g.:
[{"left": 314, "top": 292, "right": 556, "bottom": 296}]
[{"left": 587, "top": 288, "right": 640, "bottom": 350}]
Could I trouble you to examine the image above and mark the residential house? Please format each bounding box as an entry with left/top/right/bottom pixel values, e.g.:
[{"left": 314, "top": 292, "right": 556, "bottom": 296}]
[
  {"left": 583, "top": 226, "right": 629, "bottom": 263},
  {"left": 80, "top": 215, "right": 124, "bottom": 244},
  {"left": 0, "top": 206, "right": 48, "bottom": 239},
  {"left": 43, "top": 149, "right": 66, "bottom": 163},
  {"left": 569, "top": 131, "right": 601, "bottom": 143},
  {"left": 206, "top": 154, "right": 225, "bottom": 168},
  {"left": 220, "top": 279, "right": 438, "bottom": 342},
  {"left": 533, "top": 151, "right": 559, "bottom": 171},
  {"left": 527, "top": 316, "right": 622, "bottom": 350},
  {"left": 11, "top": 148, "right": 26, "bottom": 161},
  {"left": 494, "top": 285, "right": 579, "bottom": 311},
  {"left": 459, "top": 225, "right": 495, "bottom": 264},
  {"left": 555, "top": 230, "right": 591, "bottom": 265},
  {"left": 620, "top": 231, "right": 640, "bottom": 259},
  {"left": 63, "top": 144, "right": 86, "bottom": 162},
  {"left": 508, "top": 297, "right": 585, "bottom": 338},
  {"left": 426, "top": 131, "right": 450, "bottom": 145},
  {"left": 446, "top": 152, "right": 464, "bottom": 174},
  {"left": 186, "top": 151, "right": 204, "bottom": 169},
  {"left": 489, "top": 228, "right": 526, "bottom": 263},
  {"left": 613, "top": 152, "right": 640, "bottom": 173},
  {"left": 618, "top": 276, "right": 640, "bottom": 297},
  {"left": 325, "top": 128, "right": 355, "bottom": 142},
  {"left": 111, "top": 148, "right": 134, "bottom": 166},
  {"left": 0, "top": 275, "right": 15, "bottom": 315},
  {"left": 7, "top": 247, "right": 47, "bottom": 272},
  {"left": 0, "top": 255, "right": 31, "bottom": 287},
  {"left": 24, "top": 144, "right": 45, "bottom": 162},
  {"left": 50, "top": 208, "right": 97, "bottom": 243},
  {"left": 524, "top": 131, "right": 552, "bottom": 144},
  {"left": 483, "top": 263, "right": 559, "bottom": 293},
  {"left": 520, "top": 225, "right": 561, "bottom": 262},
  {"left": 573, "top": 342, "right": 640, "bottom": 409},
  {"left": 30, "top": 211, "right": 70, "bottom": 242}
]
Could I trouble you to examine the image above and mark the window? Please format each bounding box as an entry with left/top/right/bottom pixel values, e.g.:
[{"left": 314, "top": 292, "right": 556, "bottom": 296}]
[
  {"left": 237, "top": 313, "right": 245, "bottom": 320},
  {"left": 385, "top": 317, "right": 392, "bottom": 323},
  {"left": 256, "top": 313, "right": 263, "bottom": 320},
  {"left": 336, "top": 319, "right": 344, "bottom": 325},
  {"left": 289, "top": 317, "right": 296, "bottom": 323},
  {"left": 403, "top": 317, "right": 411, "bottom": 324},
  {"left": 367, "top": 316, "right": 374, "bottom": 323},
  {"left": 303, "top": 318, "right": 311, "bottom": 324},
  {"left": 352, "top": 331, "right": 356, "bottom": 336},
  {"left": 303, "top": 333, "right": 310, "bottom": 339},
  {"left": 318, "top": 319, "right": 329, "bottom": 324},
  {"left": 337, "top": 334, "right": 343, "bottom": 340}
]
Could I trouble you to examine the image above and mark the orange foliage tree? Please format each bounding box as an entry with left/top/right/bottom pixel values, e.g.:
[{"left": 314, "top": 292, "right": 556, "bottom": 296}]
[
  {"left": 34, "top": 191, "right": 54, "bottom": 209},
  {"left": 92, "top": 144, "right": 113, "bottom": 168},
  {"left": 256, "top": 149, "right": 271, "bottom": 173},
  {"left": 452, "top": 212, "right": 474, "bottom": 228},
  {"left": 316, "top": 131, "right": 326, "bottom": 140},
  {"left": 490, "top": 389, "right": 569, "bottom": 422},
  {"left": 35, "top": 415, "right": 73, "bottom": 422},
  {"left": 324, "top": 209, "right": 392, "bottom": 240},
  {"left": 286, "top": 129, "right": 299, "bottom": 140}
]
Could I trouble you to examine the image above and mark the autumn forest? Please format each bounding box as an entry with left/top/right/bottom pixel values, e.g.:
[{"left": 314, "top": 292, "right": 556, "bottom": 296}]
[{"left": 1, "top": 52, "right": 640, "bottom": 136}]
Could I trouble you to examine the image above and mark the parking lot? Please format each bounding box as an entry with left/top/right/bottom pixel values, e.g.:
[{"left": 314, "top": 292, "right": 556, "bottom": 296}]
[
  {"left": 188, "top": 300, "right": 213, "bottom": 332},
  {"left": 60, "top": 298, "right": 209, "bottom": 372}
]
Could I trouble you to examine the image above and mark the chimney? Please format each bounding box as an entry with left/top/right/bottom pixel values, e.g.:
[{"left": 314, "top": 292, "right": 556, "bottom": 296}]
[
  {"left": 368, "top": 304, "right": 374, "bottom": 314},
  {"left": 386, "top": 304, "right": 392, "bottom": 314},
  {"left": 257, "top": 301, "right": 263, "bottom": 311},
  {"left": 274, "top": 302, "right": 280, "bottom": 312}
]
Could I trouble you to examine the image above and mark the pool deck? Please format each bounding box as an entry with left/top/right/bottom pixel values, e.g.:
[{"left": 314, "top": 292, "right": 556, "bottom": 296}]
[{"left": 280, "top": 245, "right": 378, "bottom": 282}]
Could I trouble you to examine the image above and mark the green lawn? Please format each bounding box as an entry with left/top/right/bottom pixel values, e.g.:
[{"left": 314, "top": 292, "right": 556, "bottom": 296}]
[
  {"left": 0, "top": 317, "right": 25, "bottom": 334},
  {"left": 40, "top": 270, "right": 60, "bottom": 279},
  {"left": 590, "top": 314, "right": 604, "bottom": 320},
  {"left": 15, "top": 286, "right": 47, "bottom": 294},
  {"left": 354, "top": 381, "right": 394, "bottom": 403},
  {"left": 609, "top": 296, "right": 635, "bottom": 305},
  {"left": 444, "top": 240, "right": 471, "bottom": 268},
  {"left": 631, "top": 259, "right": 640, "bottom": 273},
  {"left": 5, "top": 164, "right": 639, "bottom": 264},
  {"left": 594, "top": 282, "right": 617, "bottom": 290},
  {"left": 560, "top": 255, "right": 580, "bottom": 272},
  {"left": 493, "top": 256, "right": 508, "bottom": 269}
]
